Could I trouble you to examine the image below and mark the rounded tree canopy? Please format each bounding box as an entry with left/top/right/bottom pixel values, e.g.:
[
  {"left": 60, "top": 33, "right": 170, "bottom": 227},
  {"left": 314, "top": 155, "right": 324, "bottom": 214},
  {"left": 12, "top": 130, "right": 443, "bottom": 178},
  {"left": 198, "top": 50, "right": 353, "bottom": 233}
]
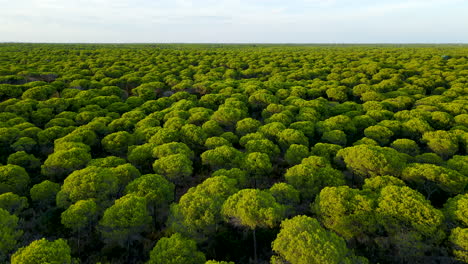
[
  {"left": 147, "top": 233, "right": 206, "bottom": 264},
  {"left": 0, "top": 164, "right": 30, "bottom": 195},
  {"left": 222, "top": 189, "right": 286, "bottom": 230},
  {"left": 336, "top": 144, "right": 407, "bottom": 178},
  {"left": 11, "top": 238, "right": 71, "bottom": 264},
  {"left": 271, "top": 215, "right": 361, "bottom": 264}
]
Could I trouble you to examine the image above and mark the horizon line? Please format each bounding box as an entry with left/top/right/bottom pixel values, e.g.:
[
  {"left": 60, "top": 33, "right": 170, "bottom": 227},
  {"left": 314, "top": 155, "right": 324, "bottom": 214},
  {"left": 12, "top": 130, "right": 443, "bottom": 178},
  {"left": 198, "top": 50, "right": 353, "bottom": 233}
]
[{"left": 1, "top": 42, "right": 468, "bottom": 45}]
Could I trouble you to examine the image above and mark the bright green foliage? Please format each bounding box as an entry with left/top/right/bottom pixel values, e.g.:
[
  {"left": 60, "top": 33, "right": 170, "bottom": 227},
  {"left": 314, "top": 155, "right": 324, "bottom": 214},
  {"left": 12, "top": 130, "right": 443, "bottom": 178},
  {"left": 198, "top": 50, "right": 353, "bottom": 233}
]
[
  {"left": 147, "top": 233, "right": 206, "bottom": 264},
  {"left": 0, "top": 164, "right": 30, "bottom": 195},
  {"left": 110, "top": 163, "right": 141, "bottom": 191},
  {"left": 11, "top": 238, "right": 71, "bottom": 264},
  {"left": 326, "top": 86, "right": 348, "bottom": 102},
  {"left": 244, "top": 139, "right": 280, "bottom": 160},
  {"left": 0, "top": 192, "right": 28, "bottom": 215},
  {"left": 212, "top": 168, "right": 248, "bottom": 188},
  {"left": 239, "top": 132, "right": 266, "bottom": 147},
  {"left": 316, "top": 115, "right": 356, "bottom": 136},
  {"left": 30, "top": 180, "right": 60, "bottom": 206},
  {"left": 402, "top": 118, "right": 434, "bottom": 140},
  {"left": 443, "top": 194, "right": 468, "bottom": 227},
  {"left": 321, "top": 129, "right": 347, "bottom": 146},
  {"left": 169, "top": 176, "right": 238, "bottom": 239},
  {"left": 278, "top": 128, "right": 309, "bottom": 150},
  {"left": 21, "top": 85, "right": 56, "bottom": 101},
  {"left": 152, "top": 142, "right": 194, "bottom": 160},
  {"left": 101, "top": 131, "right": 134, "bottom": 156},
  {"left": 422, "top": 130, "right": 459, "bottom": 158},
  {"left": 41, "top": 148, "right": 91, "bottom": 181},
  {"left": 0, "top": 208, "right": 22, "bottom": 259},
  {"left": 413, "top": 152, "right": 444, "bottom": 165},
  {"left": 447, "top": 155, "right": 468, "bottom": 175},
  {"left": 289, "top": 121, "right": 314, "bottom": 138},
  {"left": 222, "top": 189, "right": 285, "bottom": 229},
  {"left": 336, "top": 144, "right": 407, "bottom": 178},
  {"left": 310, "top": 143, "right": 342, "bottom": 162},
  {"left": 243, "top": 152, "right": 273, "bottom": 181},
  {"left": 258, "top": 122, "right": 286, "bottom": 140},
  {"left": 454, "top": 114, "right": 468, "bottom": 127},
  {"left": 449, "top": 227, "right": 468, "bottom": 263},
  {"left": 269, "top": 183, "right": 300, "bottom": 216},
  {"left": 285, "top": 156, "right": 345, "bottom": 200},
  {"left": 364, "top": 125, "right": 394, "bottom": 145},
  {"left": 202, "top": 120, "right": 224, "bottom": 137},
  {"left": 212, "top": 106, "right": 247, "bottom": 129},
  {"left": 236, "top": 117, "right": 261, "bottom": 136},
  {"left": 125, "top": 174, "right": 175, "bottom": 223},
  {"left": 127, "top": 143, "right": 156, "bottom": 170},
  {"left": 56, "top": 166, "right": 119, "bottom": 208},
  {"left": 390, "top": 138, "right": 420, "bottom": 156},
  {"left": 100, "top": 194, "right": 151, "bottom": 247},
  {"left": 376, "top": 186, "right": 444, "bottom": 238},
  {"left": 201, "top": 146, "right": 243, "bottom": 170},
  {"left": 164, "top": 117, "right": 187, "bottom": 130},
  {"left": 153, "top": 154, "right": 193, "bottom": 186},
  {"left": 132, "top": 82, "right": 165, "bottom": 100},
  {"left": 220, "top": 132, "right": 238, "bottom": 145},
  {"left": 205, "top": 136, "right": 232, "bottom": 149},
  {"left": 2, "top": 43, "right": 468, "bottom": 264},
  {"left": 430, "top": 111, "right": 453, "bottom": 129},
  {"left": 271, "top": 215, "right": 359, "bottom": 264},
  {"left": 362, "top": 175, "right": 405, "bottom": 192},
  {"left": 402, "top": 163, "right": 467, "bottom": 195},
  {"left": 353, "top": 137, "right": 379, "bottom": 146},
  {"left": 284, "top": 144, "right": 309, "bottom": 165},
  {"left": 180, "top": 124, "right": 208, "bottom": 148},
  {"left": 88, "top": 156, "right": 127, "bottom": 167},
  {"left": 313, "top": 186, "right": 377, "bottom": 240},
  {"left": 61, "top": 199, "right": 98, "bottom": 232}
]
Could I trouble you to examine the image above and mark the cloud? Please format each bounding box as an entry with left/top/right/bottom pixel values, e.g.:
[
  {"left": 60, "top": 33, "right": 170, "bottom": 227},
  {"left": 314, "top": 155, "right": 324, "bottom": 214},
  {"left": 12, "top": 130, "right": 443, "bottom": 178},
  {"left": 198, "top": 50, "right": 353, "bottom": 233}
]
[{"left": 0, "top": 0, "right": 467, "bottom": 42}]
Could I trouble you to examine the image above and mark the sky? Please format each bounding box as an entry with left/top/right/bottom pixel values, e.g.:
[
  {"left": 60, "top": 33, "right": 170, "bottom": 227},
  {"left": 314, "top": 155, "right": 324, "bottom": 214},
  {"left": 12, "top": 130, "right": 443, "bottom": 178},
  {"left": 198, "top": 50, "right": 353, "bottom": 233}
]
[{"left": 1, "top": 0, "right": 467, "bottom": 43}]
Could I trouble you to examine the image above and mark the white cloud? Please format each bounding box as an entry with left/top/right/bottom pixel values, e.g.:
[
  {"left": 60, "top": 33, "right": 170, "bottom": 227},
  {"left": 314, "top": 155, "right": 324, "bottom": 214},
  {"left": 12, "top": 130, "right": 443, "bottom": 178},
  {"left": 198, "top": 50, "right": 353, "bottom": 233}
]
[{"left": 0, "top": 0, "right": 467, "bottom": 42}]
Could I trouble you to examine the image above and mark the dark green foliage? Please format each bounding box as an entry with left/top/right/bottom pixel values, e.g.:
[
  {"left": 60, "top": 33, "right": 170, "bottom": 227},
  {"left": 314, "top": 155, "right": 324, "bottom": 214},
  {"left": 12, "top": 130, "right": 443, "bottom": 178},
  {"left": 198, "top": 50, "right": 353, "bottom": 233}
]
[
  {"left": 0, "top": 208, "right": 22, "bottom": 260},
  {"left": 0, "top": 192, "right": 28, "bottom": 215},
  {"left": 0, "top": 164, "right": 30, "bottom": 195}
]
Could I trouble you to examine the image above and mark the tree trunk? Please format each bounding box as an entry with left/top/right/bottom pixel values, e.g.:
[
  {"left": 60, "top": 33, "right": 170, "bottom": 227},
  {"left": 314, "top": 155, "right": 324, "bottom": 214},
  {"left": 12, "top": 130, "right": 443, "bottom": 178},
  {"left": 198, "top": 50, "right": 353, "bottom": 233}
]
[
  {"left": 253, "top": 229, "right": 258, "bottom": 264},
  {"left": 77, "top": 229, "right": 81, "bottom": 259}
]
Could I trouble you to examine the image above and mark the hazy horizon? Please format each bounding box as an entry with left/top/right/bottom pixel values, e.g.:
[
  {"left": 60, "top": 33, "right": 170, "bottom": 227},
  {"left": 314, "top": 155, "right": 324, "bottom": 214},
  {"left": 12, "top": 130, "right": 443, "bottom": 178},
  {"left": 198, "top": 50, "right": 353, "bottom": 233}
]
[{"left": 2, "top": 0, "right": 468, "bottom": 43}]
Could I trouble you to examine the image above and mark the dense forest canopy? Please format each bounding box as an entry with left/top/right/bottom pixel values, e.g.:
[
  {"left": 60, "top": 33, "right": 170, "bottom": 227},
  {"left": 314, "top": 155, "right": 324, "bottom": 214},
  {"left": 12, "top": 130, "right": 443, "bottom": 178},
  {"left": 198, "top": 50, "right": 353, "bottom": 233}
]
[{"left": 0, "top": 43, "right": 467, "bottom": 264}]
